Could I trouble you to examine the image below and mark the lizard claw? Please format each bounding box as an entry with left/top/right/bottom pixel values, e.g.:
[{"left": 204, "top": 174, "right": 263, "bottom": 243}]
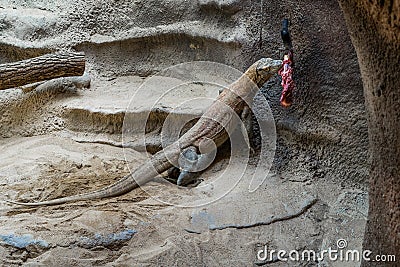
[{"left": 177, "top": 170, "right": 200, "bottom": 186}]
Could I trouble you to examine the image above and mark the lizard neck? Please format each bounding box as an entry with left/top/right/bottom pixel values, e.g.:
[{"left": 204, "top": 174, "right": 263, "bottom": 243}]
[{"left": 223, "top": 64, "right": 270, "bottom": 103}]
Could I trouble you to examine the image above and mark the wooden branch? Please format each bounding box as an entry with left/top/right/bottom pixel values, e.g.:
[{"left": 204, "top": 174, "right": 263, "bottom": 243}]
[{"left": 0, "top": 51, "right": 85, "bottom": 91}]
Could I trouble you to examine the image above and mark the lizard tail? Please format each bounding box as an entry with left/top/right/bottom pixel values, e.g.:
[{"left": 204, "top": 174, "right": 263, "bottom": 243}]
[
  {"left": 5, "top": 174, "right": 138, "bottom": 207},
  {"left": 6, "top": 144, "right": 177, "bottom": 207}
]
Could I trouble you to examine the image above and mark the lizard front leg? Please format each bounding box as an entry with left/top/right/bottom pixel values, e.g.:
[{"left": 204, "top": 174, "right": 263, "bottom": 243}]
[
  {"left": 166, "top": 146, "right": 200, "bottom": 186},
  {"left": 241, "top": 104, "right": 252, "bottom": 140},
  {"left": 219, "top": 88, "right": 253, "bottom": 151},
  {"left": 241, "top": 104, "right": 255, "bottom": 154},
  {"left": 177, "top": 146, "right": 202, "bottom": 186},
  {"left": 175, "top": 145, "right": 217, "bottom": 186}
]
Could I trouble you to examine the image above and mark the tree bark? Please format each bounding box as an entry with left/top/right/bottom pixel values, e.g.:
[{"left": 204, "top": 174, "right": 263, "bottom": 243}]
[
  {"left": 337, "top": 0, "right": 399, "bottom": 266},
  {"left": 0, "top": 51, "right": 85, "bottom": 91}
]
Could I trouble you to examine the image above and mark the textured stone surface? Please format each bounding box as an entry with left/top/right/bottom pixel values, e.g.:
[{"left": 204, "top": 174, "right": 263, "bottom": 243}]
[{"left": 0, "top": 0, "right": 369, "bottom": 266}]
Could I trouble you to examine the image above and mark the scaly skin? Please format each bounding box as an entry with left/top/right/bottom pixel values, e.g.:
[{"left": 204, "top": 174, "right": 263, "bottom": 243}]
[{"left": 7, "top": 58, "right": 282, "bottom": 206}]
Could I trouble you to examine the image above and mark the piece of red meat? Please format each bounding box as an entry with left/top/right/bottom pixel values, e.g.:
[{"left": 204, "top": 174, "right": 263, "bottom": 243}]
[{"left": 278, "top": 51, "right": 295, "bottom": 107}]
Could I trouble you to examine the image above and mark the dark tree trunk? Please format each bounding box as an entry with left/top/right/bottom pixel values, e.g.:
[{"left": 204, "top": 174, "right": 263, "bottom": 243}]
[
  {"left": 337, "top": 0, "right": 399, "bottom": 266},
  {"left": 0, "top": 51, "right": 85, "bottom": 90}
]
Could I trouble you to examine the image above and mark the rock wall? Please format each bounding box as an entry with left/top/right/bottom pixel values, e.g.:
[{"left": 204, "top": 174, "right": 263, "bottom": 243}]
[{"left": 0, "top": 0, "right": 368, "bottom": 187}]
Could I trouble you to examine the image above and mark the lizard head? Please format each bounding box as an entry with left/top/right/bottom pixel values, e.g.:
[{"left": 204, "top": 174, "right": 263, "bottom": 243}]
[
  {"left": 249, "top": 58, "right": 282, "bottom": 87},
  {"left": 256, "top": 58, "right": 283, "bottom": 75}
]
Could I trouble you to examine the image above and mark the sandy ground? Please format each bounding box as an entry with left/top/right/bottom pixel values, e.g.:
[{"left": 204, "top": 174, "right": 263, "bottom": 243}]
[
  {"left": 0, "top": 134, "right": 367, "bottom": 266},
  {"left": 0, "top": 76, "right": 367, "bottom": 266}
]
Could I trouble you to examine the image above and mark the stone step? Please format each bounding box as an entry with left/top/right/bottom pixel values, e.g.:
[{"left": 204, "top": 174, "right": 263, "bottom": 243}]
[{"left": 61, "top": 75, "right": 221, "bottom": 138}]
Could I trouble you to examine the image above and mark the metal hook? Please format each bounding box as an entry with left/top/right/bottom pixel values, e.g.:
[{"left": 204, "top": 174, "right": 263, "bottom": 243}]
[{"left": 281, "top": 18, "right": 292, "bottom": 51}]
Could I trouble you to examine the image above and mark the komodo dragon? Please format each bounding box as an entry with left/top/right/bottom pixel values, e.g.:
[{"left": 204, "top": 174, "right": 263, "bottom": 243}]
[{"left": 7, "top": 58, "right": 282, "bottom": 206}]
